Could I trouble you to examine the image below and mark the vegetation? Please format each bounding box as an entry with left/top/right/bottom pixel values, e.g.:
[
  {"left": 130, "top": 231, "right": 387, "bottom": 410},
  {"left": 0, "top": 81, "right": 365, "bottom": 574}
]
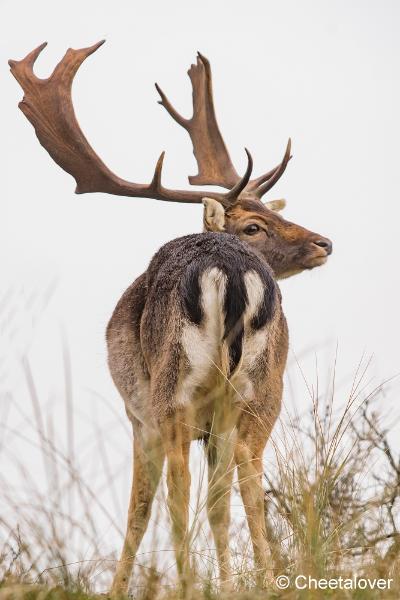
[{"left": 1, "top": 346, "right": 399, "bottom": 599}]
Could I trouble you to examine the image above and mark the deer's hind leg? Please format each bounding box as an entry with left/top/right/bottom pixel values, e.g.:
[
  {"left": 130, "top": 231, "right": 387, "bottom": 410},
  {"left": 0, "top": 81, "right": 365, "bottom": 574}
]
[
  {"left": 234, "top": 403, "right": 280, "bottom": 588},
  {"left": 158, "top": 410, "right": 192, "bottom": 589},
  {"left": 205, "top": 429, "right": 235, "bottom": 588},
  {"left": 111, "top": 422, "right": 164, "bottom": 596}
]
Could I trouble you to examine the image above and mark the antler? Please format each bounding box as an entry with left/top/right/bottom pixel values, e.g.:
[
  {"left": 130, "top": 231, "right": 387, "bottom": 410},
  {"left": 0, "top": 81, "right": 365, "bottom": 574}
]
[
  {"left": 156, "top": 51, "right": 291, "bottom": 199},
  {"left": 9, "top": 41, "right": 252, "bottom": 206},
  {"left": 156, "top": 52, "right": 239, "bottom": 188}
]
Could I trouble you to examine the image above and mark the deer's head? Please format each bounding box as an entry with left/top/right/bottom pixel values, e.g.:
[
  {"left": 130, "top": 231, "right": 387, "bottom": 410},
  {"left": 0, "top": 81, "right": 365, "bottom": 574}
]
[
  {"left": 9, "top": 42, "right": 332, "bottom": 278},
  {"left": 203, "top": 196, "right": 332, "bottom": 280}
]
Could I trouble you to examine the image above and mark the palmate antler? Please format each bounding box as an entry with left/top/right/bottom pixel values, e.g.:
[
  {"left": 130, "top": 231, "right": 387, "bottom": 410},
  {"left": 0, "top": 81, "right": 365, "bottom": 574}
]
[
  {"left": 156, "top": 52, "right": 291, "bottom": 198},
  {"left": 9, "top": 41, "right": 290, "bottom": 207}
]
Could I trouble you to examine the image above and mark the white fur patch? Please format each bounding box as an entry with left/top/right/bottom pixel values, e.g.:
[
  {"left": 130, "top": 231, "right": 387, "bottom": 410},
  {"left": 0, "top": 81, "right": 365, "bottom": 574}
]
[
  {"left": 180, "top": 267, "right": 227, "bottom": 404},
  {"left": 241, "top": 270, "right": 270, "bottom": 370},
  {"left": 243, "top": 270, "right": 265, "bottom": 324},
  {"left": 179, "top": 268, "right": 271, "bottom": 406}
]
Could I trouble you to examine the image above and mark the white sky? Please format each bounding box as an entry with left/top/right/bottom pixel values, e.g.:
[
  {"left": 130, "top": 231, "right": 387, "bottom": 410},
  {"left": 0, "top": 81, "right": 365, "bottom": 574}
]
[{"left": 1, "top": 0, "right": 400, "bottom": 578}]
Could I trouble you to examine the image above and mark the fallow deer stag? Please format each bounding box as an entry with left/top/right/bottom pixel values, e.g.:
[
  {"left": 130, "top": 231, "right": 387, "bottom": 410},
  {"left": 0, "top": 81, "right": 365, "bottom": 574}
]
[{"left": 10, "top": 41, "right": 332, "bottom": 593}]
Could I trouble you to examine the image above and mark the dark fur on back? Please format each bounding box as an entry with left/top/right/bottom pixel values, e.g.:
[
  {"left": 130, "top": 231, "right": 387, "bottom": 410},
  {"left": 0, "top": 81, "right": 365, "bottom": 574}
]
[{"left": 146, "top": 232, "right": 277, "bottom": 374}]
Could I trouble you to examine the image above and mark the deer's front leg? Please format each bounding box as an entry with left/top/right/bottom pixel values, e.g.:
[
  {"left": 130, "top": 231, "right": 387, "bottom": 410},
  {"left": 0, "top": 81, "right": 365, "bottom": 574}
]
[
  {"left": 160, "top": 412, "right": 192, "bottom": 586},
  {"left": 234, "top": 408, "right": 279, "bottom": 588},
  {"left": 111, "top": 424, "right": 164, "bottom": 596}
]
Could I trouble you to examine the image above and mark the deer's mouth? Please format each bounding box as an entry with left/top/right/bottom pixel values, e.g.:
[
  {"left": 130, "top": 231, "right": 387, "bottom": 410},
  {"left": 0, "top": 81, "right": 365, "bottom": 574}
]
[
  {"left": 298, "top": 247, "right": 330, "bottom": 269},
  {"left": 311, "top": 255, "right": 328, "bottom": 266},
  {"left": 304, "top": 254, "right": 329, "bottom": 269}
]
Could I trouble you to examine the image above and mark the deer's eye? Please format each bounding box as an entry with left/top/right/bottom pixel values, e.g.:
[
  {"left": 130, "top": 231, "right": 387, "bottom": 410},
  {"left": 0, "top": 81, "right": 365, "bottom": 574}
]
[{"left": 243, "top": 223, "right": 261, "bottom": 235}]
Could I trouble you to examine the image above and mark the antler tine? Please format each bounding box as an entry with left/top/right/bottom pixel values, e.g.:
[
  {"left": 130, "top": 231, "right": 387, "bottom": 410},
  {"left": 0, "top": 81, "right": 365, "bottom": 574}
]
[
  {"left": 149, "top": 151, "right": 166, "bottom": 190},
  {"left": 156, "top": 52, "right": 240, "bottom": 189},
  {"left": 8, "top": 41, "right": 48, "bottom": 72},
  {"left": 155, "top": 83, "right": 189, "bottom": 128},
  {"left": 247, "top": 155, "right": 292, "bottom": 191},
  {"left": 255, "top": 139, "right": 292, "bottom": 199},
  {"left": 223, "top": 149, "right": 253, "bottom": 205}
]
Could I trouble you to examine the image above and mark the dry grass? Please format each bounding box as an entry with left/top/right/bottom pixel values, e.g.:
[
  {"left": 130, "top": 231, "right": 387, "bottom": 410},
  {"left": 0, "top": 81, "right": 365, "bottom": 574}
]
[{"left": 1, "top": 319, "right": 400, "bottom": 599}]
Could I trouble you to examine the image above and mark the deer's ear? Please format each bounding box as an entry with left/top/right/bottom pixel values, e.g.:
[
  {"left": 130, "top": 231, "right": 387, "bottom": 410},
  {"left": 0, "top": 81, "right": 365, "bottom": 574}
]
[
  {"left": 202, "top": 197, "right": 225, "bottom": 232},
  {"left": 264, "top": 199, "right": 286, "bottom": 212}
]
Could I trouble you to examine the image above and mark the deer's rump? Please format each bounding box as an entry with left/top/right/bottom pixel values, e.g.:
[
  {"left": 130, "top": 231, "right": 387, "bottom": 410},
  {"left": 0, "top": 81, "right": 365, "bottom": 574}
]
[{"left": 141, "top": 233, "right": 278, "bottom": 393}]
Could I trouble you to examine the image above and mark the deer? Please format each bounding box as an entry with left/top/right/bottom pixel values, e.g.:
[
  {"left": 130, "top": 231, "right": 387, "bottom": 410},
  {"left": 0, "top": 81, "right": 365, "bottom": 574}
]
[{"left": 9, "top": 41, "right": 332, "bottom": 594}]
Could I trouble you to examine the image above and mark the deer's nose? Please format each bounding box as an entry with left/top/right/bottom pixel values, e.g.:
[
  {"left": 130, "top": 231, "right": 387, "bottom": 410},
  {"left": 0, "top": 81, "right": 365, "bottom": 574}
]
[{"left": 313, "top": 237, "right": 333, "bottom": 255}]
